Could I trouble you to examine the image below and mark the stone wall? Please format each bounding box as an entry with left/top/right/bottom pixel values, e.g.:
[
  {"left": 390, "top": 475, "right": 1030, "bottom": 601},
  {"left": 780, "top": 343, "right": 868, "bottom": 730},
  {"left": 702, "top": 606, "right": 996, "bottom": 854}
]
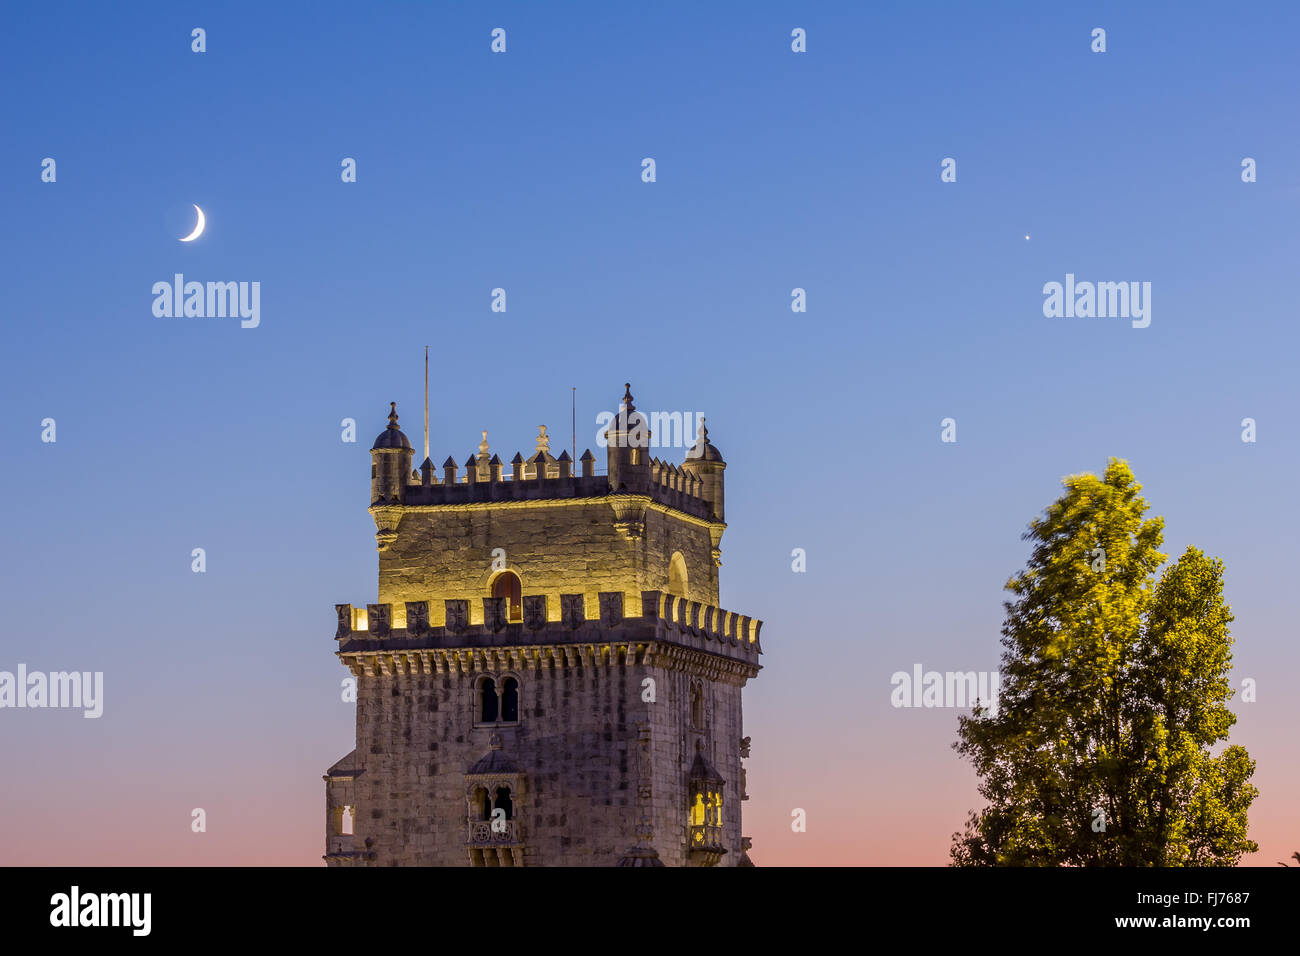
[
  {"left": 376, "top": 500, "right": 718, "bottom": 626},
  {"left": 642, "top": 667, "right": 745, "bottom": 867},
  {"left": 332, "top": 650, "right": 748, "bottom": 866}
]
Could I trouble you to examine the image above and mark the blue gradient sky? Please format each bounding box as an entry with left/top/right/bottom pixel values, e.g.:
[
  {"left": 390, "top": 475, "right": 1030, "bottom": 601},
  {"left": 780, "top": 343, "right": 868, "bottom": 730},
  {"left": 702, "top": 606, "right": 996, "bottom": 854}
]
[{"left": 2, "top": 2, "right": 1296, "bottom": 865}]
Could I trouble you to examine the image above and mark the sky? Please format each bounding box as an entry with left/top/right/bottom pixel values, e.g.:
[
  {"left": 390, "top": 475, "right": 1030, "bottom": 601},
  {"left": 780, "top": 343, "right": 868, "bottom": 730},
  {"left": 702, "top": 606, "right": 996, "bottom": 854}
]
[{"left": 1, "top": 1, "right": 1297, "bottom": 866}]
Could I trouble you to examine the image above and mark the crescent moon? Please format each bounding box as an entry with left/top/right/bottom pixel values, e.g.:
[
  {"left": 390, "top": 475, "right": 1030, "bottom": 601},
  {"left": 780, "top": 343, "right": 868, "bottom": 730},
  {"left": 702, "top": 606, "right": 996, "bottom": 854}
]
[{"left": 180, "top": 204, "right": 206, "bottom": 242}]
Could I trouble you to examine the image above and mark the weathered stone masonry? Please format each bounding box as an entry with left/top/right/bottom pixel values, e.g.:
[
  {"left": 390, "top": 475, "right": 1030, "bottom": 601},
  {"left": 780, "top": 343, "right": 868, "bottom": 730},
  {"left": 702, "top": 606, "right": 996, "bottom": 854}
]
[{"left": 324, "top": 384, "right": 762, "bottom": 866}]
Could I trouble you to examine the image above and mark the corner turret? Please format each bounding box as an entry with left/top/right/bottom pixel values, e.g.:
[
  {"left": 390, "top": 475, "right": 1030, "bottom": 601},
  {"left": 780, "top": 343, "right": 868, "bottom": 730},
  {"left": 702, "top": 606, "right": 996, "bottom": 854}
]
[
  {"left": 681, "top": 417, "right": 725, "bottom": 522},
  {"left": 605, "top": 383, "right": 651, "bottom": 493},
  {"left": 370, "top": 403, "right": 413, "bottom": 504}
]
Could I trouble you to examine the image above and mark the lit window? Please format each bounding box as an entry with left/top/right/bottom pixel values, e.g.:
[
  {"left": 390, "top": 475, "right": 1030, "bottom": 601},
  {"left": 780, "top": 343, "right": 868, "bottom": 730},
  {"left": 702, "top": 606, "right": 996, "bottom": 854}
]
[
  {"left": 687, "top": 750, "right": 726, "bottom": 862},
  {"left": 491, "top": 570, "right": 523, "bottom": 622},
  {"left": 668, "top": 552, "right": 688, "bottom": 598}
]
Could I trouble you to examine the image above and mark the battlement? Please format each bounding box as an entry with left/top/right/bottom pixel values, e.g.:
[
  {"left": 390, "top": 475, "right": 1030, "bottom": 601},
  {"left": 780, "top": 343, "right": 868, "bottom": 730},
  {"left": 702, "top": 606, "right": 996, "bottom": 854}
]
[
  {"left": 369, "top": 386, "right": 726, "bottom": 526},
  {"left": 647, "top": 457, "right": 707, "bottom": 515},
  {"left": 333, "top": 590, "right": 762, "bottom": 672},
  {"left": 376, "top": 446, "right": 716, "bottom": 521}
]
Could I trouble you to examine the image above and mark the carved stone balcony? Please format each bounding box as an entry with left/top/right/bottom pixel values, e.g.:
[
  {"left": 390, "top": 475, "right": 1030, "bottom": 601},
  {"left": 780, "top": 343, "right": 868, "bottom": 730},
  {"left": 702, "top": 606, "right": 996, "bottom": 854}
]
[
  {"left": 688, "top": 824, "right": 726, "bottom": 867},
  {"left": 466, "top": 820, "right": 524, "bottom": 866},
  {"left": 468, "top": 820, "right": 518, "bottom": 845}
]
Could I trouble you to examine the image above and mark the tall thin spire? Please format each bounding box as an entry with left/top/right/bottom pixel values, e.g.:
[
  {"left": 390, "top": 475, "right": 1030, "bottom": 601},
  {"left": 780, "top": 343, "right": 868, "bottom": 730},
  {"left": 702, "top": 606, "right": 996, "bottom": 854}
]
[{"left": 423, "top": 346, "right": 430, "bottom": 462}]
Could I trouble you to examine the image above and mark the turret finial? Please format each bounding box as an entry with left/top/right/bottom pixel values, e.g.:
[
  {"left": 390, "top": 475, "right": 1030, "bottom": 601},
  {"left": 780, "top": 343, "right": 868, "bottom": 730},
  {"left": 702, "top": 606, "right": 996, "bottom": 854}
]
[
  {"left": 685, "top": 414, "right": 723, "bottom": 464},
  {"left": 621, "top": 383, "right": 635, "bottom": 412},
  {"left": 535, "top": 425, "right": 550, "bottom": 453},
  {"left": 388, "top": 402, "right": 399, "bottom": 428},
  {"left": 478, "top": 430, "right": 490, "bottom": 459}
]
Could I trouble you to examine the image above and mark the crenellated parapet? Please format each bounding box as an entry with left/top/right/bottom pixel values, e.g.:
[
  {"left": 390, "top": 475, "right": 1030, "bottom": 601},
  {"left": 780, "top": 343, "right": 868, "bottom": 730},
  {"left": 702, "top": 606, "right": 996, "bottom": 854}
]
[
  {"left": 332, "top": 590, "right": 762, "bottom": 682},
  {"left": 369, "top": 386, "right": 725, "bottom": 528},
  {"left": 377, "top": 449, "right": 717, "bottom": 523},
  {"left": 647, "top": 457, "right": 706, "bottom": 513}
]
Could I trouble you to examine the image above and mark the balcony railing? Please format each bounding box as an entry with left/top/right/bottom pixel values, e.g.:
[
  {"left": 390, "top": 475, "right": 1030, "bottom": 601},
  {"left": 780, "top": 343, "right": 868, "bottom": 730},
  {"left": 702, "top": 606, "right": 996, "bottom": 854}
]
[
  {"left": 689, "top": 824, "right": 724, "bottom": 850},
  {"left": 688, "top": 824, "right": 726, "bottom": 866},
  {"left": 468, "top": 820, "right": 518, "bottom": 845}
]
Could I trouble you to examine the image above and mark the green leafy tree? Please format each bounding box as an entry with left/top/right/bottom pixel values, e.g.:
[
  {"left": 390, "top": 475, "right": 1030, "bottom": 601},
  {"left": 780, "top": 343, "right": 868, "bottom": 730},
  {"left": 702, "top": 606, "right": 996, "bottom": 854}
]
[{"left": 951, "top": 459, "right": 1257, "bottom": 866}]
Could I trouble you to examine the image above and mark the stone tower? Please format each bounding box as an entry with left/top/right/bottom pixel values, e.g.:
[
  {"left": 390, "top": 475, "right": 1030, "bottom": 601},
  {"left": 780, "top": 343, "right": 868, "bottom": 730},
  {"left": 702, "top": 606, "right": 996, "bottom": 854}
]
[{"left": 324, "top": 384, "right": 762, "bottom": 866}]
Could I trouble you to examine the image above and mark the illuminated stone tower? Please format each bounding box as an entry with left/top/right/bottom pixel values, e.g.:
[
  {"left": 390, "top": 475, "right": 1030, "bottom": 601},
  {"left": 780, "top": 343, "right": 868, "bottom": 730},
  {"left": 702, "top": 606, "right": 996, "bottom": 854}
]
[{"left": 324, "top": 384, "right": 762, "bottom": 866}]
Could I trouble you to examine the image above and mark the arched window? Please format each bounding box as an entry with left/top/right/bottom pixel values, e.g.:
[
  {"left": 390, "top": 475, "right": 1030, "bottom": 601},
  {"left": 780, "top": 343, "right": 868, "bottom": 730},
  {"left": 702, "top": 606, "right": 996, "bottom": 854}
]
[
  {"left": 480, "top": 678, "right": 499, "bottom": 722},
  {"left": 668, "top": 552, "right": 688, "bottom": 597},
  {"left": 501, "top": 677, "right": 519, "bottom": 722},
  {"left": 494, "top": 787, "right": 514, "bottom": 821},
  {"left": 333, "top": 806, "right": 355, "bottom": 835},
  {"left": 491, "top": 570, "right": 523, "bottom": 622},
  {"left": 689, "top": 792, "right": 706, "bottom": 827},
  {"left": 477, "top": 675, "right": 522, "bottom": 725}
]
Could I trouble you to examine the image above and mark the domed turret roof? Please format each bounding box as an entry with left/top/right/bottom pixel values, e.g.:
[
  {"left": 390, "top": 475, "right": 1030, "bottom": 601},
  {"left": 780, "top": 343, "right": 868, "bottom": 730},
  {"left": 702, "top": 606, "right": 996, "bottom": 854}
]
[
  {"left": 468, "top": 749, "right": 519, "bottom": 775},
  {"left": 615, "top": 819, "right": 667, "bottom": 867},
  {"left": 468, "top": 733, "right": 519, "bottom": 775},
  {"left": 372, "top": 402, "right": 412, "bottom": 450},
  {"left": 685, "top": 417, "right": 723, "bottom": 463},
  {"left": 605, "top": 384, "right": 648, "bottom": 434},
  {"left": 616, "top": 846, "right": 666, "bottom": 867}
]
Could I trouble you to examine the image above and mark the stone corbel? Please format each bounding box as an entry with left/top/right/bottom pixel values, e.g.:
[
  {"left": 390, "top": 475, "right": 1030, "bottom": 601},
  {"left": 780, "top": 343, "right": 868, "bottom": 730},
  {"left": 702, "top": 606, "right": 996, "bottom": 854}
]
[
  {"left": 370, "top": 504, "right": 403, "bottom": 552},
  {"left": 608, "top": 497, "right": 646, "bottom": 540}
]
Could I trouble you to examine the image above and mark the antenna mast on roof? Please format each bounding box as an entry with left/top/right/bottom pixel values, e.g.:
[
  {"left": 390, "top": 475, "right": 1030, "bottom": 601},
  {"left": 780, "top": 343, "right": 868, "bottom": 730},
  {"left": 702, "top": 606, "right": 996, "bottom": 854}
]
[{"left": 423, "top": 346, "right": 430, "bottom": 463}]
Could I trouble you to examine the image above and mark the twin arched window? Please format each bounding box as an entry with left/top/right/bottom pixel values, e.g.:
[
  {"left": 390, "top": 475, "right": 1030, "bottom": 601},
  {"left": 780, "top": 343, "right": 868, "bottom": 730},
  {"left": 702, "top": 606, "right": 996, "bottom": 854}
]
[
  {"left": 689, "top": 789, "right": 722, "bottom": 828},
  {"left": 478, "top": 786, "right": 514, "bottom": 822},
  {"left": 480, "top": 676, "right": 519, "bottom": 723}
]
